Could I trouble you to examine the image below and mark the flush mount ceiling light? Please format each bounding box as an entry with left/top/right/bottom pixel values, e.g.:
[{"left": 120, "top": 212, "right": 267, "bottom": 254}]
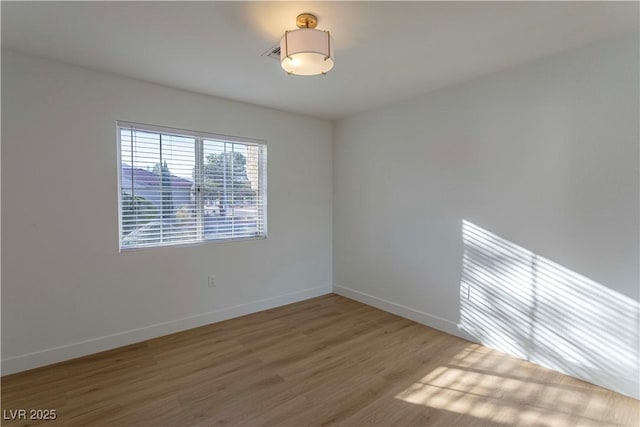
[{"left": 280, "top": 13, "right": 335, "bottom": 76}]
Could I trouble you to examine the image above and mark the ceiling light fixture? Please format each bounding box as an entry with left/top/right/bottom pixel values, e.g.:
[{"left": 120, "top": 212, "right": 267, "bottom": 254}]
[{"left": 280, "top": 13, "right": 334, "bottom": 76}]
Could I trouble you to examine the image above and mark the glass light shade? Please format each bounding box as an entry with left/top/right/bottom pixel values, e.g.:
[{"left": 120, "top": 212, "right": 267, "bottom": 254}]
[{"left": 280, "top": 28, "right": 335, "bottom": 76}]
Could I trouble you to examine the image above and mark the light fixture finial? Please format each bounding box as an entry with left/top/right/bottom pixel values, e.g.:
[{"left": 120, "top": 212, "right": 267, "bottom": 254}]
[{"left": 296, "top": 13, "right": 318, "bottom": 29}]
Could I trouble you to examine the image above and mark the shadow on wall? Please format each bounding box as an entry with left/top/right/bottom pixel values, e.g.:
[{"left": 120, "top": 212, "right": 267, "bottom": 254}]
[{"left": 458, "top": 220, "right": 639, "bottom": 399}]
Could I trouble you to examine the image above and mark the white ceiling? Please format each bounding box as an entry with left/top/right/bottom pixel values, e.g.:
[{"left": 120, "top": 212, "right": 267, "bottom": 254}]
[{"left": 2, "top": 1, "right": 638, "bottom": 120}]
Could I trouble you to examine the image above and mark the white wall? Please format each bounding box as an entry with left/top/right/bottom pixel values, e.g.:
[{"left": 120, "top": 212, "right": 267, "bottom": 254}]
[
  {"left": 333, "top": 31, "right": 639, "bottom": 398},
  {"left": 1, "top": 50, "right": 333, "bottom": 373}
]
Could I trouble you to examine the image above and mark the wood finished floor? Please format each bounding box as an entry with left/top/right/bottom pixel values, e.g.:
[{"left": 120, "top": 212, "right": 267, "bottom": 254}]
[{"left": 1, "top": 294, "right": 638, "bottom": 427}]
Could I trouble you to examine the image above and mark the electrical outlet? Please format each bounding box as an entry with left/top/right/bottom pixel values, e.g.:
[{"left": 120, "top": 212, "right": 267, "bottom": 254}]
[{"left": 208, "top": 275, "right": 216, "bottom": 288}]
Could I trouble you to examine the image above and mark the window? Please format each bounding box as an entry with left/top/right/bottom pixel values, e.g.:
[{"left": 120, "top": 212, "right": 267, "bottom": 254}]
[{"left": 118, "top": 122, "right": 266, "bottom": 250}]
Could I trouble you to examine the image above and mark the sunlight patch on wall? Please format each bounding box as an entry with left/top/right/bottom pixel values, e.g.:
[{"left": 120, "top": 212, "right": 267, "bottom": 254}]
[{"left": 459, "top": 220, "right": 639, "bottom": 398}]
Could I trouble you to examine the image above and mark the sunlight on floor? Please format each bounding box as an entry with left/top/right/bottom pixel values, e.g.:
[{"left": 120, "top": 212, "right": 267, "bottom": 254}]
[{"left": 394, "top": 344, "right": 635, "bottom": 426}]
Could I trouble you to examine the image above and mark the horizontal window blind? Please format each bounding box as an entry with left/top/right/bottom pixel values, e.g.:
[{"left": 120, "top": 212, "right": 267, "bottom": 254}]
[{"left": 118, "top": 122, "right": 266, "bottom": 250}]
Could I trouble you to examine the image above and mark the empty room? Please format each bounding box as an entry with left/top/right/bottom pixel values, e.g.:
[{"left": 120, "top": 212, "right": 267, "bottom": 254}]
[{"left": 1, "top": 1, "right": 638, "bottom": 426}]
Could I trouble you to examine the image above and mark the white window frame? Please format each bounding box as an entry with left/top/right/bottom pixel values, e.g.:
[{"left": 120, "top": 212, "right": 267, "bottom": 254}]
[{"left": 117, "top": 121, "right": 267, "bottom": 251}]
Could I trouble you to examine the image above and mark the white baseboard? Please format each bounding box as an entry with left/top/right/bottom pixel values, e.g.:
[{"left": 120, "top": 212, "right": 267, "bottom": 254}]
[
  {"left": 333, "top": 284, "right": 476, "bottom": 342},
  {"left": 2, "top": 285, "right": 332, "bottom": 376}
]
